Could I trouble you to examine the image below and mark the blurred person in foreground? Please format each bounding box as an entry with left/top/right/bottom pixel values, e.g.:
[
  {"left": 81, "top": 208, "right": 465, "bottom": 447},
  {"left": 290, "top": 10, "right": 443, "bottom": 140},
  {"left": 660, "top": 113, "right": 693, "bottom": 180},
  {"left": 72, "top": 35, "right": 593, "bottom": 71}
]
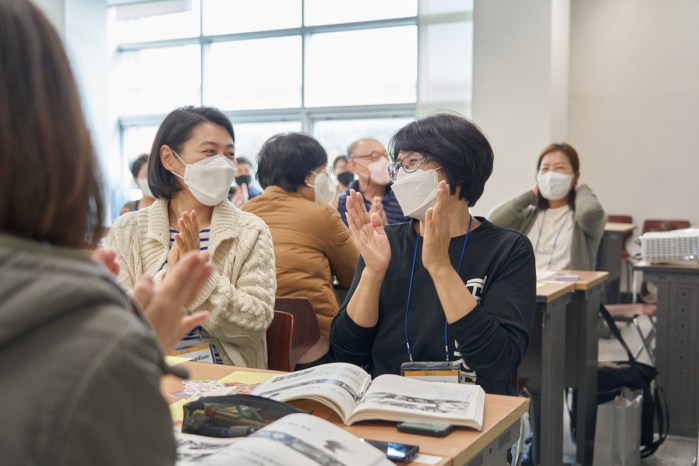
[{"left": 0, "top": 0, "right": 214, "bottom": 464}]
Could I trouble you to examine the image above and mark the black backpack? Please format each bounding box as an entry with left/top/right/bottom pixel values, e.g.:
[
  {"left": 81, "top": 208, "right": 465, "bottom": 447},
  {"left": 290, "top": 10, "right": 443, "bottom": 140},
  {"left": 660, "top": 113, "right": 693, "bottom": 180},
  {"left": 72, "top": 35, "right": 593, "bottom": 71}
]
[{"left": 568, "top": 304, "right": 669, "bottom": 458}]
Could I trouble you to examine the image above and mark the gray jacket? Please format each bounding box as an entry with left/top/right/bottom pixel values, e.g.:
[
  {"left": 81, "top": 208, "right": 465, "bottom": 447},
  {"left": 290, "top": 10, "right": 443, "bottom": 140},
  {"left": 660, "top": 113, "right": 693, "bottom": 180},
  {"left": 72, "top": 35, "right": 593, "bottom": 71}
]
[
  {"left": 0, "top": 234, "right": 177, "bottom": 465},
  {"left": 487, "top": 184, "right": 607, "bottom": 271}
]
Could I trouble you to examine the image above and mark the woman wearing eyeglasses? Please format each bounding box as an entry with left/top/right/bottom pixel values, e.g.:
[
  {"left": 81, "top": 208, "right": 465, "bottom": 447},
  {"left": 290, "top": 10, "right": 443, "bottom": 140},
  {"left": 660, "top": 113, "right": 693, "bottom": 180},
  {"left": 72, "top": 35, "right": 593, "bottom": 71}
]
[
  {"left": 243, "top": 133, "right": 359, "bottom": 342},
  {"left": 329, "top": 113, "right": 536, "bottom": 396}
]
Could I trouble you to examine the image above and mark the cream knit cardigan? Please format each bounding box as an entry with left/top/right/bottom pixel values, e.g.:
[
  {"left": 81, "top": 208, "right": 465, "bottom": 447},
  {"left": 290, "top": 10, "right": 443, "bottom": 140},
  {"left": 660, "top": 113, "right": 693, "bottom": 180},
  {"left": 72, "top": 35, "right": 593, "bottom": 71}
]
[{"left": 104, "top": 199, "right": 276, "bottom": 368}]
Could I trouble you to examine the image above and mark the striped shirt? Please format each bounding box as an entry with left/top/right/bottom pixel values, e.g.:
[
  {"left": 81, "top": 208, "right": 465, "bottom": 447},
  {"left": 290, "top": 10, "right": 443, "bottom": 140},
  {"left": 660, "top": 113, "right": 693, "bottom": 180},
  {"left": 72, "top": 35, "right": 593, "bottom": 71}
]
[{"left": 165, "top": 227, "right": 222, "bottom": 364}]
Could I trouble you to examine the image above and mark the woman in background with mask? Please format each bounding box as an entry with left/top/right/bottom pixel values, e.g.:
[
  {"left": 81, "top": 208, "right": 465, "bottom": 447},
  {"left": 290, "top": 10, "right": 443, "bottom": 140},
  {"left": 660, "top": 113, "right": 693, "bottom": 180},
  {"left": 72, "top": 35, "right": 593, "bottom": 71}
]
[
  {"left": 120, "top": 153, "right": 155, "bottom": 215},
  {"left": 243, "top": 133, "right": 358, "bottom": 346},
  {"left": 488, "top": 143, "right": 606, "bottom": 271},
  {"left": 330, "top": 113, "right": 536, "bottom": 396},
  {"left": 105, "top": 106, "right": 276, "bottom": 368}
]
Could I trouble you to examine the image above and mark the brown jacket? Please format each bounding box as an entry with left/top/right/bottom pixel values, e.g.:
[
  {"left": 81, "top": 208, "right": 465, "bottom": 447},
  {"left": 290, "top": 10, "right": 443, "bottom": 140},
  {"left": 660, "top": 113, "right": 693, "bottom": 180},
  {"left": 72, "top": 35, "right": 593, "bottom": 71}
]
[{"left": 243, "top": 187, "right": 359, "bottom": 335}]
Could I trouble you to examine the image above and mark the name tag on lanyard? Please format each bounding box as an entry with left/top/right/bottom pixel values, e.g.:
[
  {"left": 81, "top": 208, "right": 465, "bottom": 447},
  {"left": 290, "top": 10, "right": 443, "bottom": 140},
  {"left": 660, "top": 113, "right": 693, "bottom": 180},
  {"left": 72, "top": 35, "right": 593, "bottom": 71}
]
[{"left": 401, "top": 361, "right": 462, "bottom": 383}]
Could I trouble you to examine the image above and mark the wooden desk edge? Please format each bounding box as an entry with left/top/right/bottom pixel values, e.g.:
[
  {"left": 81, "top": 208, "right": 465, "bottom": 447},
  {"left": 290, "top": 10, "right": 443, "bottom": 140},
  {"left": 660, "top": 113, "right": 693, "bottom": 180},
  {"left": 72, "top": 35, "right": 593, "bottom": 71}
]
[
  {"left": 454, "top": 398, "right": 529, "bottom": 465},
  {"left": 556, "top": 271, "right": 609, "bottom": 290},
  {"left": 537, "top": 282, "right": 575, "bottom": 302},
  {"left": 604, "top": 223, "right": 636, "bottom": 233}
]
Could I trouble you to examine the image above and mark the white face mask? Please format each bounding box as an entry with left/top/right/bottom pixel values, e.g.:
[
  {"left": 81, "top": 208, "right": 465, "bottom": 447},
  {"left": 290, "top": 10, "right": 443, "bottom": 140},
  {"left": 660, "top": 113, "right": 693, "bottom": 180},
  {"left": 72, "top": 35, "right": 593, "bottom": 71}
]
[
  {"left": 171, "top": 151, "right": 237, "bottom": 206},
  {"left": 306, "top": 171, "right": 337, "bottom": 205},
  {"left": 137, "top": 178, "right": 153, "bottom": 198},
  {"left": 357, "top": 157, "right": 391, "bottom": 186},
  {"left": 537, "top": 171, "right": 574, "bottom": 201},
  {"left": 391, "top": 167, "right": 441, "bottom": 221}
]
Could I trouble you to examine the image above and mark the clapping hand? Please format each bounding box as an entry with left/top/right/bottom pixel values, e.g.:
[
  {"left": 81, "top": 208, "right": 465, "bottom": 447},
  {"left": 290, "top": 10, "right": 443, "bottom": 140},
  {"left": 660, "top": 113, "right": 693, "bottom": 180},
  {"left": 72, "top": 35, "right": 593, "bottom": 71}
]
[
  {"left": 132, "top": 251, "right": 213, "bottom": 354},
  {"left": 346, "top": 190, "right": 391, "bottom": 277},
  {"left": 231, "top": 184, "right": 249, "bottom": 208},
  {"left": 422, "top": 180, "right": 452, "bottom": 274},
  {"left": 92, "top": 248, "right": 120, "bottom": 277},
  {"left": 368, "top": 196, "right": 388, "bottom": 226}
]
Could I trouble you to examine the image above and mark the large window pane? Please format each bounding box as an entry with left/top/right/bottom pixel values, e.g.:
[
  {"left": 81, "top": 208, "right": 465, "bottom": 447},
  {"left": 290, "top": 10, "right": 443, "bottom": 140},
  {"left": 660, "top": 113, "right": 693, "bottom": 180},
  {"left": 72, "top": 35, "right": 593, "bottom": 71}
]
[
  {"left": 122, "top": 126, "right": 159, "bottom": 199},
  {"left": 304, "top": 0, "right": 417, "bottom": 26},
  {"left": 421, "top": 22, "right": 473, "bottom": 102},
  {"left": 109, "top": 0, "right": 200, "bottom": 44},
  {"left": 206, "top": 37, "right": 302, "bottom": 110},
  {"left": 233, "top": 121, "right": 302, "bottom": 160},
  {"left": 421, "top": 0, "right": 474, "bottom": 15},
  {"left": 203, "top": 0, "right": 301, "bottom": 35},
  {"left": 118, "top": 45, "right": 201, "bottom": 115},
  {"left": 313, "top": 118, "right": 413, "bottom": 159},
  {"left": 305, "top": 27, "right": 417, "bottom": 107}
]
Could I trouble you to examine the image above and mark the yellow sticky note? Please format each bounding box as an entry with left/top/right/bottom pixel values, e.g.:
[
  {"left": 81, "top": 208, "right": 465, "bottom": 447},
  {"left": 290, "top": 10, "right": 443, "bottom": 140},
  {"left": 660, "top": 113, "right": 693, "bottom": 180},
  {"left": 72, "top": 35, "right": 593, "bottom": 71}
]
[
  {"left": 164, "top": 356, "right": 191, "bottom": 366},
  {"left": 217, "top": 371, "right": 277, "bottom": 385},
  {"left": 536, "top": 282, "right": 547, "bottom": 288},
  {"left": 169, "top": 399, "right": 188, "bottom": 422},
  {"left": 287, "top": 399, "right": 335, "bottom": 420}
]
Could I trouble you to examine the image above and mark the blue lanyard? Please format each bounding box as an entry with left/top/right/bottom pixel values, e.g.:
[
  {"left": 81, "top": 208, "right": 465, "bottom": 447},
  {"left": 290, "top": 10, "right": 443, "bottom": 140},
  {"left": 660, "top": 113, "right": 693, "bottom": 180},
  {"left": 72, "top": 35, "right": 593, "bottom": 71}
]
[{"left": 405, "top": 215, "right": 473, "bottom": 364}]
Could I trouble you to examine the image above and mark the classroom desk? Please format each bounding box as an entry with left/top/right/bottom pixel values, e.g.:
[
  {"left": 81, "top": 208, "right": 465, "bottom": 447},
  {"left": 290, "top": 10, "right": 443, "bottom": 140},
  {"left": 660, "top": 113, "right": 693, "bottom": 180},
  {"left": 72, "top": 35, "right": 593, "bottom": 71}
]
[
  {"left": 161, "top": 361, "right": 530, "bottom": 466},
  {"left": 558, "top": 271, "right": 608, "bottom": 466},
  {"left": 630, "top": 261, "right": 699, "bottom": 437},
  {"left": 597, "top": 223, "right": 635, "bottom": 303},
  {"left": 519, "top": 281, "right": 575, "bottom": 466}
]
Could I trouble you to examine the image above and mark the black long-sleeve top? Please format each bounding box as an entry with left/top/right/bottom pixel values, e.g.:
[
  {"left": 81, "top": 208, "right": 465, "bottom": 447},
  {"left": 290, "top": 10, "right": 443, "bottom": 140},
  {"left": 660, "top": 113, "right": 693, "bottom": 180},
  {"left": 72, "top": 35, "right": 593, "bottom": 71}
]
[{"left": 329, "top": 218, "right": 536, "bottom": 396}]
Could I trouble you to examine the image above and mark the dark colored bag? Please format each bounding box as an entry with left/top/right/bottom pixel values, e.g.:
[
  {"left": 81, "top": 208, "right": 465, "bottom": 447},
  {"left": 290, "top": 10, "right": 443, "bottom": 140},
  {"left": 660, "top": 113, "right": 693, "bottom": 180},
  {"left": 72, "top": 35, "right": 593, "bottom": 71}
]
[{"left": 569, "top": 305, "right": 669, "bottom": 458}]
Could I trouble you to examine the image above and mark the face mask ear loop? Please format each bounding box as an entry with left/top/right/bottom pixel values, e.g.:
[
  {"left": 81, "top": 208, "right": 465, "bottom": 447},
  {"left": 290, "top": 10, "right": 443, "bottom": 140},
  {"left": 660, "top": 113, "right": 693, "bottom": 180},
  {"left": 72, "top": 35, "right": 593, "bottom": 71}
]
[{"left": 170, "top": 150, "right": 187, "bottom": 180}]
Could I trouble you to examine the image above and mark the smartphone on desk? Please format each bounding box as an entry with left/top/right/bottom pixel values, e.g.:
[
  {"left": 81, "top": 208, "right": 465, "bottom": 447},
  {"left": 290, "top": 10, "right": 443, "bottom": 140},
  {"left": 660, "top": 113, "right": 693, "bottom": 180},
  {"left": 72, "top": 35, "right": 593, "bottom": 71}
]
[
  {"left": 360, "top": 439, "right": 418, "bottom": 464},
  {"left": 397, "top": 422, "right": 455, "bottom": 437}
]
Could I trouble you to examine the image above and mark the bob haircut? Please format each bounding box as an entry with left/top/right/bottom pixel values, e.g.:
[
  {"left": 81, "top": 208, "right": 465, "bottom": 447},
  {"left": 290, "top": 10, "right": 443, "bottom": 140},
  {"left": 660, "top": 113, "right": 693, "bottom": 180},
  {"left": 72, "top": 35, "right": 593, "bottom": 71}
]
[
  {"left": 389, "top": 113, "right": 494, "bottom": 207},
  {"left": 0, "top": 0, "right": 105, "bottom": 249},
  {"left": 536, "top": 143, "right": 580, "bottom": 210},
  {"left": 333, "top": 155, "right": 348, "bottom": 169},
  {"left": 148, "top": 106, "right": 235, "bottom": 200},
  {"left": 257, "top": 133, "right": 328, "bottom": 193},
  {"left": 130, "top": 153, "right": 149, "bottom": 179}
]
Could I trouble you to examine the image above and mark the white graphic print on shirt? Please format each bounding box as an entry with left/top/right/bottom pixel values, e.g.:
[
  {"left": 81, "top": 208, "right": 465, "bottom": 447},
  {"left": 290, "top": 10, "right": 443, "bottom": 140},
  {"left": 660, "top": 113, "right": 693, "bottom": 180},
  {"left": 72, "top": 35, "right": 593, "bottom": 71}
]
[{"left": 452, "top": 276, "right": 487, "bottom": 383}]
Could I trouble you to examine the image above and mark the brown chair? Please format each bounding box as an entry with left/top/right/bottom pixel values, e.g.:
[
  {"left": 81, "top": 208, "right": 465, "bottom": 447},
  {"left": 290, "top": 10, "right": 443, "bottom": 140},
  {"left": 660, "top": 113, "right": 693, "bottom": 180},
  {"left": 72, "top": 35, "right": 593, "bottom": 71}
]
[
  {"left": 607, "top": 215, "right": 634, "bottom": 261},
  {"left": 274, "top": 297, "right": 329, "bottom": 370},
  {"left": 266, "top": 310, "right": 294, "bottom": 372},
  {"left": 643, "top": 219, "right": 691, "bottom": 233}
]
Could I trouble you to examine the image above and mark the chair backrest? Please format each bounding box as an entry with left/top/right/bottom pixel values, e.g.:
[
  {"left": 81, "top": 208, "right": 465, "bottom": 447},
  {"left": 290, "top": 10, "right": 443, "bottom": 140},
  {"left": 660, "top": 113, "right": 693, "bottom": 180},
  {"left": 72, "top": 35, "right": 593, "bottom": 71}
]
[
  {"left": 274, "top": 297, "right": 321, "bottom": 368},
  {"left": 266, "top": 310, "right": 294, "bottom": 372},
  {"left": 608, "top": 215, "right": 634, "bottom": 260},
  {"left": 643, "top": 219, "right": 691, "bottom": 234}
]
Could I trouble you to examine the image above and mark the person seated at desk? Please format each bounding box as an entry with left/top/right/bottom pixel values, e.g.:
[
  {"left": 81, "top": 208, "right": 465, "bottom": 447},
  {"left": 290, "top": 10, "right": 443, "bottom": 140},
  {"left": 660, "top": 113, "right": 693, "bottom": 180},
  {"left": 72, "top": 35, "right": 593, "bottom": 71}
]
[
  {"left": 487, "top": 143, "right": 606, "bottom": 271},
  {"left": 243, "top": 133, "right": 359, "bottom": 337},
  {"left": 330, "top": 114, "right": 536, "bottom": 396},
  {"left": 336, "top": 138, "right": 410, "bottom": 226},
  {"left": 228, "top": 156, "right": 262, "bottom": 208},
  {"left": 0, "top": 1, "right": 213, "bottom": 462},
  {"left": 120, "top": 153, "right": 155, "bottom": 215},
  {"left": 105, "top": 106, "right": 276, "bottom": 369}
]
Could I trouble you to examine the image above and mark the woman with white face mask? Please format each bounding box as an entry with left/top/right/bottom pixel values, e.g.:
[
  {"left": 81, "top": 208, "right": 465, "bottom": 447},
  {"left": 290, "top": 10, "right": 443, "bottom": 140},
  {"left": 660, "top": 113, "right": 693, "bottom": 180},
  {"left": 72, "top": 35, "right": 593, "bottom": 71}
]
[
  {"left": 329, "top": 113, "right": 536, "bottom": 397},
  {"left": 243, "top": 133, "right": 359, "bottom": 346},
  {"left": 105, "top": 106, "right": 277, "bottom": 369},
  {"left": 488, "top": 143, "right": 606, "bottom": 271},
  {"left": 120, "top": 153, "right": 155, "bottom": 215}
]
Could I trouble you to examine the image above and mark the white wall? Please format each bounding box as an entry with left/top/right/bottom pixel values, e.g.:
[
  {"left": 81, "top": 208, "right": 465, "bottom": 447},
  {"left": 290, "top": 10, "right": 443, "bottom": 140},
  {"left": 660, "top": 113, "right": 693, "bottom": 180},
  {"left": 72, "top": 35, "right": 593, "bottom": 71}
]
[
  {"left": 568, "top": 0, "right": 699, "bottom": 228},
  {"left": 471, "top": 0, "right": 571, "bottom": 217}
]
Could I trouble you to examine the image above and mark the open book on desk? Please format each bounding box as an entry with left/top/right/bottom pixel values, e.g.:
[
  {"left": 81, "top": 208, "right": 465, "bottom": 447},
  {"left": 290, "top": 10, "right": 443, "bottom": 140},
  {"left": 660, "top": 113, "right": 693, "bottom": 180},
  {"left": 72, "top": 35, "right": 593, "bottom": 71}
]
[
  {"left": 176, "top": 413, "right": 392, "bottom": 466},
  {"left": 251, "top": 363, "right": 485, "bottom": 430}
]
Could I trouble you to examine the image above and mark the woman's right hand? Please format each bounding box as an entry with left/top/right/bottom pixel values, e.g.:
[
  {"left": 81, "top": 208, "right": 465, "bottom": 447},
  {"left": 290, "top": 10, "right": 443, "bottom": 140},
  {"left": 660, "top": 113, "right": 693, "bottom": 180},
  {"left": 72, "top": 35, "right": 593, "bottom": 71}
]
[{"left": 346, "top": 189, "right": 391, "bottom": 276}]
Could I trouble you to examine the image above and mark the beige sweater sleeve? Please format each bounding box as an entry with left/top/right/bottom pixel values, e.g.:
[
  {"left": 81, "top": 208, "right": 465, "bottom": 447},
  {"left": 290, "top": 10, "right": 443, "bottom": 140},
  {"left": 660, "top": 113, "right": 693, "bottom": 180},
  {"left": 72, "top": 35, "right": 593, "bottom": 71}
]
[{"left": 103, "top": 214, "right": 137, "bottom": 292}]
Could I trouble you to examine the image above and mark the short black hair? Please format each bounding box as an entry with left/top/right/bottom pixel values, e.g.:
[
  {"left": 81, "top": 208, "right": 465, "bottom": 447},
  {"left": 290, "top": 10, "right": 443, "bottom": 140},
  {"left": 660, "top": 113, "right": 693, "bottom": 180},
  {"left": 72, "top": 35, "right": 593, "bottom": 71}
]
[
  {"left": 148, "top": 106, "right": 235, "bottom": 200},
  {"left": 389, "top": 113, "right": 493, "bottom": 207},
  {"left": 235, "top": 156, "right": 252, "bottom": 166},
  {"left": 257, "top": 133, "right": 327, "bottom": 193},
  {"left": 333, "top": 155, "right": 347, "bottom": 169},
  {"left": 130, "top": 153, "right": 149, "bottom": 178}
]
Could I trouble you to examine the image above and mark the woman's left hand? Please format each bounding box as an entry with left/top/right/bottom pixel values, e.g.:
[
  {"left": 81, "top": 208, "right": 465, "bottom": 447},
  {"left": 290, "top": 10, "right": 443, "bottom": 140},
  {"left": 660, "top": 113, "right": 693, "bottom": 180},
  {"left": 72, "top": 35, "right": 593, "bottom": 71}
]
[
  {"left": 422, "top": 180, "right": 452, "bottom": 274},
  {"left": 175, "top": 210, "right": 200, "bottom": 255}
]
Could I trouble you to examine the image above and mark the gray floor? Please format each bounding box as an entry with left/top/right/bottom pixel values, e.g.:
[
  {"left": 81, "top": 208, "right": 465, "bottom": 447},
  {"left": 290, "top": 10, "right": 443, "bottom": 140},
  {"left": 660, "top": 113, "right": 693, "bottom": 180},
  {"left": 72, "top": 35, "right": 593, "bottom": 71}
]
[{"left": 553, "top": 316, "right": 697, "bottom": 465}]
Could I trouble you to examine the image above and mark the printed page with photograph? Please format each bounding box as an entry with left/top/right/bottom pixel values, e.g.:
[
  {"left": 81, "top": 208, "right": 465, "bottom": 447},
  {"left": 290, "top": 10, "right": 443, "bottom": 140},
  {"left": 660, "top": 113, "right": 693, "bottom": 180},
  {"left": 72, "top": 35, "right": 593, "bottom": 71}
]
[
  {"left": 251, "top": 363, "right": 372, "bottom": 422},
  {"left": 177, "top": 414, "right": 386, "bottom": 466},
  {"left": 347, "top": 374, "right": 485, "bottom": 429}
]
